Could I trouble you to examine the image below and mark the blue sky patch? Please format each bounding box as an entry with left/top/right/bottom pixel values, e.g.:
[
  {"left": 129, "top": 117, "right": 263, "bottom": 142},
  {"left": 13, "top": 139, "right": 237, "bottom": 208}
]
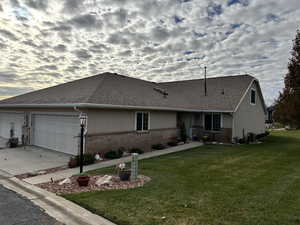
[
  {"left": 266, "top": 13, "right": 280, "bottom": 22},
  {"left": 174, "top": 16, "right": 184, "bottom": 24},
  {"left": 193, "top": 31, "right": 207, "bottom": 38},
  {"left": 207, "top": 3, "right": 223, "bottom": 19},
  {"left": 228, "top": 0, "right": 250, "bottom": 7},
  {"left": 184, "top": 50, "right": 194, "bottom": 55}
]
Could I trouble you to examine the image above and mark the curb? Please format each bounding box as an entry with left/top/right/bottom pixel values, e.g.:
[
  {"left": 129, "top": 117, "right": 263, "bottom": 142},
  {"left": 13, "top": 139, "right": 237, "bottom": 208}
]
[{"left": 0, "top": 176, "right": 116, "bottom": 225}]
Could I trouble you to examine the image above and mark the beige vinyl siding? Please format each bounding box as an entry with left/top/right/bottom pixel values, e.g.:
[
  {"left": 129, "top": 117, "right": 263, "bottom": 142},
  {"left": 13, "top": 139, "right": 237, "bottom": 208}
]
[
  {"left": 150, "top": 111, "right": 177, "bottom": 129},
  {"left": 222, "top": 113, "right": 232, "bottom": 129},
  {"left": 87, "top": 109, "right": 177, "bottom": 134},
  {"left": 233, "top": 81, "right": 266, "bottom": 139}
]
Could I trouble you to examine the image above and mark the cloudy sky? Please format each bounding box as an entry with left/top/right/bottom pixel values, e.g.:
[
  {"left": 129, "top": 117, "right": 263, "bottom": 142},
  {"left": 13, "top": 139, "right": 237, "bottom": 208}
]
[{"left": 0, "top": 0, "right": 299, "bottom": 105}]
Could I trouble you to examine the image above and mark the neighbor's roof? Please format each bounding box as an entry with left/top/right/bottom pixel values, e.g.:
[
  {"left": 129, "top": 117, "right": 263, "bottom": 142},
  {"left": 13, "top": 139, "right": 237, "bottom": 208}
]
[{"left": 0, "top": 72, "right": 258, "bottom": 112}]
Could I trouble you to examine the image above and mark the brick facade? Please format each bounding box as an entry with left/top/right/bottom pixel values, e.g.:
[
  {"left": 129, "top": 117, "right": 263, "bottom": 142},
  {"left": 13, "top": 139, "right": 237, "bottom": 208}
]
[{"left": 86, "top": 128, "right": 179, "bottom": 154}]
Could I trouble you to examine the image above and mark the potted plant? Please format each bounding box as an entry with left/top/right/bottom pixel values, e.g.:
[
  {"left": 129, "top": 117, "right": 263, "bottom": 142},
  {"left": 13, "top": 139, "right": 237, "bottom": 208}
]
[
  {"left": 77, "top": 173, "right": 90, "bottom": 187},
  {"left": 117, "top": 163, "right": 131, "bottom": 181},
  {"left": 202, "top": 135, "right": 209, "bottom": 143},
  {"left": 9, "top": 137, "right": 18, "bottom": 148}
]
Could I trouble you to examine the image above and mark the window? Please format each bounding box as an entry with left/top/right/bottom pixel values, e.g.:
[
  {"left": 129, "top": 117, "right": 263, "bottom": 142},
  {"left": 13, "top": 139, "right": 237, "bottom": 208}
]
[
  {"left": 204, "top": 113, "right": 221, "bottom": 131},
  {"left": 250, "top": 89, "right": 256, "bottom": 105},
  {"left": 136, "top": 112, "right": 149, "bottom": 131}
]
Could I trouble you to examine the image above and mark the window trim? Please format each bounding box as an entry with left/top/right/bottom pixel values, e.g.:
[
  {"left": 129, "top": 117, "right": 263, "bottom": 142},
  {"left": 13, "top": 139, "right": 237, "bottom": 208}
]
[
  {"left": 135, "top": 111, "right": 150, "bottom": 132},
  {"left": 250, "top": 88, "right": 256, "bottom": 105},
  {"left": 203, "top": 112, "right": 223, "bottom": 132}
]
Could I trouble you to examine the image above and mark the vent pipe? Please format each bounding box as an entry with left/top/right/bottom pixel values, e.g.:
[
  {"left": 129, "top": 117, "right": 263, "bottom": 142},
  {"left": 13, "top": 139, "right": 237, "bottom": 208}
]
[{"left": 204, "top": 66, "right": 207, "bottom": 96}]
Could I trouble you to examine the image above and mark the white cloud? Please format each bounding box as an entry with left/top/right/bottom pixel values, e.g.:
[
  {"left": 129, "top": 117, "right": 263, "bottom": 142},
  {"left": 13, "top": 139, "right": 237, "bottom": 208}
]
[{"left": 0, "top": 0, "right": 299, "bottom": 105}]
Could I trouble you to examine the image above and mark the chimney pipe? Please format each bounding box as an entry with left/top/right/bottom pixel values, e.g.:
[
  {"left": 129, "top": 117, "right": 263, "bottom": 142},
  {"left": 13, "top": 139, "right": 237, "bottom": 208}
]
[{"left": 204, "top": 66, "right": 207, "bottom": 96}]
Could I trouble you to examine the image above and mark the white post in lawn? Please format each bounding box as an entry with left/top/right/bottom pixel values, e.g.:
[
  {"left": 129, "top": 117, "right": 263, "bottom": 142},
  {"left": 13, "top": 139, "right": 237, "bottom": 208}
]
[{"left": 131, "top": 153, "right": 138, "bottom": 182}]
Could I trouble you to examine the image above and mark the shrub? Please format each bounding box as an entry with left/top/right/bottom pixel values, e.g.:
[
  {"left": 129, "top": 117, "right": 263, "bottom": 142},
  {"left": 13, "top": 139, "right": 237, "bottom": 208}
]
[
  {"left": 180, "top": 123, "right": 187, "bottom": 143},
  {"left": 238, "top": 138, "right": 246, "bottom": 144},
  {"left": 68, "top": 153, "right": 96, "bottom": 168},
  {"left": 248, "top": 133, "right": 256, "bottom": 142},
  {"left": 256, "top": 131, "right": 270, "bottom": 140},
  {"left": 104, "top": 149, "right": 124, "bottom": 159},
  {"left": 167, "top": 141, "right": 178, "bottom": 147},
  {"left": 129, "top": 148, "right": 144, "bottom": 154},
  {"left": 152, "top": 143, "right": 166, "bottom": 150}
]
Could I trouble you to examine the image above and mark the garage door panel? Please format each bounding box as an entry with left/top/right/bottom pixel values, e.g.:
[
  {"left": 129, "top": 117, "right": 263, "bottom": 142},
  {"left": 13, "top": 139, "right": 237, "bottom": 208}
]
[{"left": 33, "top": 114, "right": 79, "bottom": 155}]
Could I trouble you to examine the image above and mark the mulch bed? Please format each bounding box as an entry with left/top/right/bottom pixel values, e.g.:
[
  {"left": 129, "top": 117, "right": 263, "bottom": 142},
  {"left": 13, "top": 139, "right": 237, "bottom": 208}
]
[
  {"left": 37, "top": 175, "right": 151, "bottom": 195},
  {"left": 15, "top": 166, "right": 68, "bottom": 180}
]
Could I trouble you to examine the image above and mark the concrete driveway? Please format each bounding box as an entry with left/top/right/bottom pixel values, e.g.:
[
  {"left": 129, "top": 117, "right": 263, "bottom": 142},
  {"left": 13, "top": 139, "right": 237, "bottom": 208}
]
[{"left": 0, "top": 146, "right": 70, "bottom": 176}]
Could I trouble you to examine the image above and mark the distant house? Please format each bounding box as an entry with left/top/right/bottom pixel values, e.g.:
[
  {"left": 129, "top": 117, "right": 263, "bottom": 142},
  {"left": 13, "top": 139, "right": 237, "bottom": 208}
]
[
  {"left": 265, "top": 106, "right": 275, "bottom": 128},
  {"left": 0, "top": 72, "right": 266, "bottom": 155}
]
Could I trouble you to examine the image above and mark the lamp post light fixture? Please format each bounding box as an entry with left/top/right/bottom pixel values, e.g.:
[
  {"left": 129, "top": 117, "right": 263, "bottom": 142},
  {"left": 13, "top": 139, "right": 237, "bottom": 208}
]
[{"left": 79, "top": 113, "right": 87, "bottom": 174}]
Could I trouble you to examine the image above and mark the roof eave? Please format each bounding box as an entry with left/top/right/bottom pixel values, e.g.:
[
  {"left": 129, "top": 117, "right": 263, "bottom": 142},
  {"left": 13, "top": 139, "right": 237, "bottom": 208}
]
[{"left": 0, "top": 103, "right": 234, "bottom": 113}]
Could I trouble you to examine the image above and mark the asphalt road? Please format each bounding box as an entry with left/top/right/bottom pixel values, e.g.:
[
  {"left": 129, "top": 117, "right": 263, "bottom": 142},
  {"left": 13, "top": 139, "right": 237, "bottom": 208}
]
[{"left": 0, "top": 184, "right": 63, "bottom": 225}]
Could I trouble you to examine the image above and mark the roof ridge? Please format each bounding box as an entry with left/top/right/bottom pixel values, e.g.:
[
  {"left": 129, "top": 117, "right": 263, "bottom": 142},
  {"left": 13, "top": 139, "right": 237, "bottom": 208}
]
[{"left": 159, "top": 74, "right": 253, "bottom": 84}]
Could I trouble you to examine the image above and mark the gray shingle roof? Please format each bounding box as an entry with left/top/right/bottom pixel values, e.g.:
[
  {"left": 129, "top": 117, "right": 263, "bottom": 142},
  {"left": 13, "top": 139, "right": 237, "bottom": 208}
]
[{"left": 0, "top": 72, "right": 256, "bottom": 112}]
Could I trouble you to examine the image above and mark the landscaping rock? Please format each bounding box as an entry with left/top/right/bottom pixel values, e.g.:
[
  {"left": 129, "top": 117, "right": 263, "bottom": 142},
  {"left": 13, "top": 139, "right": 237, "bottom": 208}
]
[
  {"left": 58, "top": 178, "right": 71, "bottom": 185},
  {"left": 37, "top": 175, "right": 151, "bottom": 195},
  {"left": 95, "top": 175, "right": 113, "bottom": 186}
]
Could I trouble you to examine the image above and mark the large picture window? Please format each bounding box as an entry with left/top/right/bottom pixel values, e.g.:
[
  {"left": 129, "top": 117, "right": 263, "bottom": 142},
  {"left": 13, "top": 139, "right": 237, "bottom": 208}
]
[
  {"left": 204, "top": 113, "right": 221, "bottom": 131},
  {"left": 136, "top": 112, "right": 149, "bottom": 131}
]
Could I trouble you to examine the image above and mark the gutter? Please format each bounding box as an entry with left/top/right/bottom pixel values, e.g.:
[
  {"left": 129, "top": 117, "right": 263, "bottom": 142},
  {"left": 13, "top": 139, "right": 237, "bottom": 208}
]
[{"left": 0, "top": 103, "right": 234, "bottom": 113}]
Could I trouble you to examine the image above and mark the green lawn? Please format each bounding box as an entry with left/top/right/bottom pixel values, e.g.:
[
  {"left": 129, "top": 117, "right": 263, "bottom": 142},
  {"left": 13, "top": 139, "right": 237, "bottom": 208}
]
[{"left": 64, "top": 131, "right": 300, "bottom": 225}]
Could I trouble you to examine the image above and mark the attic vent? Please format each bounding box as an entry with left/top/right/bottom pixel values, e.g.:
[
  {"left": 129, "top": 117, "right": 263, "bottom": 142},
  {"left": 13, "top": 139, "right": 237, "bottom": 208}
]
[{"left": 153, "top": 87, "right": 168, "bottom": 98}]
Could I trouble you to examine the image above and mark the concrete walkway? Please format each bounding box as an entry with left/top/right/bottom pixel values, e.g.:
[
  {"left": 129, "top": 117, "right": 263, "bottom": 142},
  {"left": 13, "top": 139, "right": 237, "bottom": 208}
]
[{"left": 24, "top": 142, "right": 203, "bottom": 185}]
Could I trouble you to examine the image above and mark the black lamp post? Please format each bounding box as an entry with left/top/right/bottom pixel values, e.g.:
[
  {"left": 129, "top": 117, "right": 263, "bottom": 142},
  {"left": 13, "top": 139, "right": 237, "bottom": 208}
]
[{"left": 79, "top": 114, "right": 87, "bottom": 174}]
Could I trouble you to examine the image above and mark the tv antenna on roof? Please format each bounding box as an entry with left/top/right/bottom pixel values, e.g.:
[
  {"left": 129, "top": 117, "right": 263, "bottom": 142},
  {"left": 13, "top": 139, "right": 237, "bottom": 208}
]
[{"left": 204, "top": 66, "right": 207, "bottom": 96}]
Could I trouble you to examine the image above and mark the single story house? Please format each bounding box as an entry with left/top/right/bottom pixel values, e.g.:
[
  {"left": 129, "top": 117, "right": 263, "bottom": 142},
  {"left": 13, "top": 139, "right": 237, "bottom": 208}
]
[{"left": 0, "top": 72, "right": 266, "bottom": 155}]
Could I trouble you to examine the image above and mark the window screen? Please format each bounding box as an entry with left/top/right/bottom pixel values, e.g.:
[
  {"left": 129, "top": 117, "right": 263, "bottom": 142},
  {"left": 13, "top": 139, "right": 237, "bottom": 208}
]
[
  {"left": 136, "top": 112, "right": 149, "bottom": 131},
  {"left": 251, "top": 89, "right": 256, "bottom": 104},
  {"left": 204, "top": 113, "right": 212, "bottom": 130},
  {"left": 205, "top": 113, "right": 221, "bottom": 131}
]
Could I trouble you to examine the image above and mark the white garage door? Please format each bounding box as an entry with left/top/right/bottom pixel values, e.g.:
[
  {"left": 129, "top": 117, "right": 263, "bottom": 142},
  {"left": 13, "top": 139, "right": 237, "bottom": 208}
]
[
  {"left": 0, "top": 112, "right": 24, "bottom": 140},
  {"left": 32, "top": 114, "right": 79, "bottom": 155}
]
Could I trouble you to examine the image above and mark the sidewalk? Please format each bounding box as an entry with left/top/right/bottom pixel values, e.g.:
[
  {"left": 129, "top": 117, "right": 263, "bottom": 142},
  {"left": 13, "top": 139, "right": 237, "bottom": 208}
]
[{"left": 24, "top": 142, "right": 203, "bottom": 185}]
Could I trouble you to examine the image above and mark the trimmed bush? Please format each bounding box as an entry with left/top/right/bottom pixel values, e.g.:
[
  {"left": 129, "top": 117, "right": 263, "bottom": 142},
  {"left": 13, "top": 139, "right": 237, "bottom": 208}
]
[
  {"left": 180, "top": 123, "right": 187, "bottom": 143},
  {"left": 152, "top": 144, "right": 166, "bottom": 150},
  {"left": 104, "top": 149, "right": 123, "bottom": 159},
  {"left": 167, "top": 141, "right": 178, "bottom": 147},
  {"left": 129, "top": 148, "right": 144, "bottom": 154},
  {"left": 256, "top": 131, "right": 270, "bottom": 140},
  {"left": 68, "top": 153, "right": 96, "bottom": 168}
]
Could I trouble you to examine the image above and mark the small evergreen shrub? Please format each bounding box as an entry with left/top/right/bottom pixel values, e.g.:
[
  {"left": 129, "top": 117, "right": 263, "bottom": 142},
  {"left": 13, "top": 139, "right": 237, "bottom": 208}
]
[
  {"left": 152, "top": 143, "right": 166, "bottom": 150},
  {"left": 180, "top": 123, "right": 187, "bottom": 143},
  {"left": 69, "top": 153, "right": 96, "bottom": 168},
  {"left": 167, "top": 141, "right": 178, "bottom": 147},
  {"left": 104, "top": 149, "right": 124, "bottom": 159}
]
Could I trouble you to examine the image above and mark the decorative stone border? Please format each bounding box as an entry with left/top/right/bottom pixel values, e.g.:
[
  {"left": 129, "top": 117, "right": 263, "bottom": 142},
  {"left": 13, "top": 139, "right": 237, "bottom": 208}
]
[{"left": 37, "top": 175, "right": 151, "bottom": 195}]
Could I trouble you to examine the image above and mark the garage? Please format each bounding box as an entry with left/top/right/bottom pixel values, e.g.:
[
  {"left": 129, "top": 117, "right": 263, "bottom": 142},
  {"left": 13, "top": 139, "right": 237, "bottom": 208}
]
[
  {"left": 0, "top": 112, "right": 24, "bottom": 140},
  {"left": 32, "top": 114, "right": 79, "bottom": 155}
]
